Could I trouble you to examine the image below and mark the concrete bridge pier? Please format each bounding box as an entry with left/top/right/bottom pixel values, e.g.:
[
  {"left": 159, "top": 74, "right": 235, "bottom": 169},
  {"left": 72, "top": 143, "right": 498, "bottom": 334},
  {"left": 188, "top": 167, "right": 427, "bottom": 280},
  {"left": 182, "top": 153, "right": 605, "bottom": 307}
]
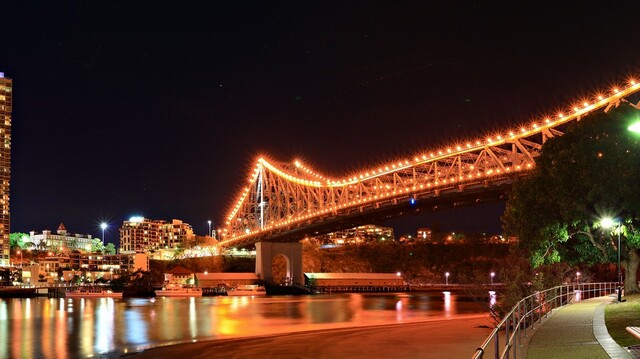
[{"left": 255, "top": 242, "right": 304, "bottom": 285}]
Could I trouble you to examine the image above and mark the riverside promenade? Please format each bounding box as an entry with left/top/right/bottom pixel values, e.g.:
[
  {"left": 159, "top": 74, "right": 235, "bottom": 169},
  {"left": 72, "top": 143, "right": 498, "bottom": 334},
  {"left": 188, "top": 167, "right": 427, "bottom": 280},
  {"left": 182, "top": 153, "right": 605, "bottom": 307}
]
[
  {"left": 132, "top": 296, "right": 636, "bottom": 359},
  {"left": 525, "top": 296, "right": 634, "bottom": 359}
]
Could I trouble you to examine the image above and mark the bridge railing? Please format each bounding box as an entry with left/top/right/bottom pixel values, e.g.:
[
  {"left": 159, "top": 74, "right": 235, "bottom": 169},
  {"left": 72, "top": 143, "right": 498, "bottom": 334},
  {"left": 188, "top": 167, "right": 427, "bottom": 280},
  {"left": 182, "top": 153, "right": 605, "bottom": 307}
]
[{"left": 472, "top": 282, "right": 619, "bottom": 359}]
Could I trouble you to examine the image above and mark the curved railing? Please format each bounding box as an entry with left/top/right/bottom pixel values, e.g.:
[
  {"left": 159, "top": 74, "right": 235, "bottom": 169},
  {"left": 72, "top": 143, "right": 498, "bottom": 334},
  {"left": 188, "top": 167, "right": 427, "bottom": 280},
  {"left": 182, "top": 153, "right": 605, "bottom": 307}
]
[{"left": 472, "top": 282, "right": 619, "bottom": 359}]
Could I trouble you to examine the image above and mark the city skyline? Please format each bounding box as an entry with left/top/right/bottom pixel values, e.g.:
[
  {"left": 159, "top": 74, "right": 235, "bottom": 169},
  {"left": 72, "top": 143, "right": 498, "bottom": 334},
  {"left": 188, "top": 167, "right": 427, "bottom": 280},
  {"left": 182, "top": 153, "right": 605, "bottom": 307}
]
[{"left": 3, "top": 2, "right": 640, "bottom": 242}]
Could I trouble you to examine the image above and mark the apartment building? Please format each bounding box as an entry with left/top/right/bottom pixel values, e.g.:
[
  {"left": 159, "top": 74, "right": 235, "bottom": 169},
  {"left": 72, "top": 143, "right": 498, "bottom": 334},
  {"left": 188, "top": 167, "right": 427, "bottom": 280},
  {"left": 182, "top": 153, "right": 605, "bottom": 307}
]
[
  {"left": 0, "top": 73, "right": 11, "bottom": 266},
  {"left": 119, "top": 217, "right": 194, "bottom": 253}
]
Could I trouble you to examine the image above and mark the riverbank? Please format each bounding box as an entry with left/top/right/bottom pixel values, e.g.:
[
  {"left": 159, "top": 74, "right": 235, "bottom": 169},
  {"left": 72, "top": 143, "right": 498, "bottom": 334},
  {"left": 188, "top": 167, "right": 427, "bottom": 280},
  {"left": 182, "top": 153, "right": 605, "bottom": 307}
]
[{"left": 131, "top": 313, "right": 495, "bottom": 359}]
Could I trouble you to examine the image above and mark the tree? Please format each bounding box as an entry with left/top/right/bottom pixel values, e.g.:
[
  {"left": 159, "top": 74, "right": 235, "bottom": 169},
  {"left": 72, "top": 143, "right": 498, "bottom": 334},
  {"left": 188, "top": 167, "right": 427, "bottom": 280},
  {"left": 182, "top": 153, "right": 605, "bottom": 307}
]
[
  {"left": 104, "top": 243, "right": 116, "bottom": 255},
  {"left": 9, "top": 232, "right": 29, "bottom": 250},
  {"left": 503, "top": 106, "right": 640, "bottom": 293},
  {"left": 67, "top": 238, "right": 78, "bottom": 251},
  {"left": 91, "top": 238, "right": 105, "bottom": 253}
]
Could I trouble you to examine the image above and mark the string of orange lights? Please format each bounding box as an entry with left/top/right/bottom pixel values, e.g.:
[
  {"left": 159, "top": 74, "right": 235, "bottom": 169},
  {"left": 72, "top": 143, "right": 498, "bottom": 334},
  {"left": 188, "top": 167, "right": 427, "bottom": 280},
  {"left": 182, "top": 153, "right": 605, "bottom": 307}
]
[{"left": 220, "top": 76, "right": 639, "bottom": 245}]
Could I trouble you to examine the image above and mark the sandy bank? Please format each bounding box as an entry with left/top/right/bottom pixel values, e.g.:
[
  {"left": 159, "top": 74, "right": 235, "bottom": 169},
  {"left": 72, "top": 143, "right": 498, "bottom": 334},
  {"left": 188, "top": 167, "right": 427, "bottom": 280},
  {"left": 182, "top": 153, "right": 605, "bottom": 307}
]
[{"left": 130, "top": 313, "right": 495, "bottom": 359}]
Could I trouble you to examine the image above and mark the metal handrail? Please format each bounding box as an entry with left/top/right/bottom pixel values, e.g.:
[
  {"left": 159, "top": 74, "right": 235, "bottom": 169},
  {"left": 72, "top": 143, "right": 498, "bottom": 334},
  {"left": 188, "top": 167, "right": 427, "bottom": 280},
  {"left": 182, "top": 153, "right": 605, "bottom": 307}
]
[{"left": 472, "top": 282, "right": 619, "bottom": 359}]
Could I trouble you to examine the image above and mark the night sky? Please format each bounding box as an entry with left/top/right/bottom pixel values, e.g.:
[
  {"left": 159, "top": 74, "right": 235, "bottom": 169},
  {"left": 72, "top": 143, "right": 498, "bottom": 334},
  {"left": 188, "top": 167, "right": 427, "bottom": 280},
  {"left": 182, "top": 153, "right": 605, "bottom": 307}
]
[{"left": 3, "top": 2, "right": 640, "bottom": 245}]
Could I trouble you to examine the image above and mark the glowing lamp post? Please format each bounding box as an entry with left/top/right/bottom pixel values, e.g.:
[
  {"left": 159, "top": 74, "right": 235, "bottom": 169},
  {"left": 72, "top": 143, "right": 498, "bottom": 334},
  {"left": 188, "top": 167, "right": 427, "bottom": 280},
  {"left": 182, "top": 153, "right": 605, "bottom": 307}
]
[
  {"left": 490, "top": 272, "right": 495, "bottom": 285},
  {"left": 208, "top": 220, "right": 212, "bottom": 237},
  {"left": 601, "top": 217, "right": 622, "bottom": 302},
  {"left": 576, "top": 272, "right": 581, "bottom": 283},
  {"left": 16, "top": 250, "right": 22, "bottom": 267},
  {"left": 445, "top": 272, "right": 450, "bottom": 286},
  {"left": 100, "top": 222, "right": 108, "bottom": 245}
]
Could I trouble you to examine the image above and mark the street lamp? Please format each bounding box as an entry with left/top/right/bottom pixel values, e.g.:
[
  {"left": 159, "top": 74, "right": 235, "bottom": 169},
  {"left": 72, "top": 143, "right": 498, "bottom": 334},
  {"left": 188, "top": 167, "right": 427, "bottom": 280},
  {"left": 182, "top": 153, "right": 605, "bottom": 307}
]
[
  {"left": 490, "top": 272, "right": 495, "bottom": 285},
  {"left": 16, "top": 250, "right": 22, "bottom": 267},
  {"left": 601, "top": 217, "right": 622, "bottom": 302},
  {"left": 445, "top": 272, "right": 450, "bottom": 285},
  {"left": 576, "top": 271, "right": 581, "bottom": 283},
  {"left": 100, "top": 222, "right": 108, "bottom": 245},
  {"left": 207, "top": 220, "right": 212, "bottom": 237}
]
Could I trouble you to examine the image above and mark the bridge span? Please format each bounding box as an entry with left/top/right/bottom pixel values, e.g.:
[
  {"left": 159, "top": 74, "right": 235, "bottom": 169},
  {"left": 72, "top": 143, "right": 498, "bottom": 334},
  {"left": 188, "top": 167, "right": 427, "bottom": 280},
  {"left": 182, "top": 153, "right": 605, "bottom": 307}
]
[{"left": 219, "top": 76, "right": 640, "bottom": 285}]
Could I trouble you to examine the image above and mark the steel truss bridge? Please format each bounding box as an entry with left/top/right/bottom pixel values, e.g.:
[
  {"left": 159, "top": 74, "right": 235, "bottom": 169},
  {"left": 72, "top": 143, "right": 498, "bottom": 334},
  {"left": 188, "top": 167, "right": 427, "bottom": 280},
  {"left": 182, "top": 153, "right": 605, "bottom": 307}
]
[{"left": 220, "top": 78, "right": 640, "bottom": 248}]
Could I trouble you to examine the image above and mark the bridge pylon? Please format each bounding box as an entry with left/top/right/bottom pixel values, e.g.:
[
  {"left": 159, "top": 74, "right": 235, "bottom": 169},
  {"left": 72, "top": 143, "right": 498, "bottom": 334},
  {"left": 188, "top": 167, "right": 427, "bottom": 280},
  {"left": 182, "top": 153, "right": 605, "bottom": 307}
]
[{"left": 255, "top": 242, "right": 304, "bottom": 286}]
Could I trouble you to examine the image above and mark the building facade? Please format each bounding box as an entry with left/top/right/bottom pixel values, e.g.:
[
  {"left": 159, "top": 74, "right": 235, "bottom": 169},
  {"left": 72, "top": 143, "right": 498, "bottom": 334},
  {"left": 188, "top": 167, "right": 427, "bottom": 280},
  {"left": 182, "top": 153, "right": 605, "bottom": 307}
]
[
  {"left": 304, "top": 273, "right": 405, "bottom": 287},
  {"left": 119, "top": 217, "right": 194, "bottom": 253},
  {"left": 38, "top": 252, "right": 149, "bottom": 283},
  {"left": 29, "top": 223, "right": 94, "bottom": 252},
  {"left": 416, "top": 228, "right": 432, "bottom": 241},
  {"left": 0, "top": 73, "right": 11, "bottom": 266}
]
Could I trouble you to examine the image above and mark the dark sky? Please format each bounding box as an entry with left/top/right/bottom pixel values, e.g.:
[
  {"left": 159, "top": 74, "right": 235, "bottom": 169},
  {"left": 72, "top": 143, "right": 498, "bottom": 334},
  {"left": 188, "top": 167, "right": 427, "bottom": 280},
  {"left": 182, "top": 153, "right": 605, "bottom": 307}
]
[{"left": 3, "top": 2, "right": 640, "bottom": 244}]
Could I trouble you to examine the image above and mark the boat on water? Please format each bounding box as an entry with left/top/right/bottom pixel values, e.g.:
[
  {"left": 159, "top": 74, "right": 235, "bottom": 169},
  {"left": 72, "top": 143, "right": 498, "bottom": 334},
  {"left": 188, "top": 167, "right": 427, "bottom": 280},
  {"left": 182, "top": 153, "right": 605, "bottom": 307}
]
[
  {"left": 226, "top": 285, "right": 267, "bottom": 296},
  {"left": 155, "top": 284, "right": 203, "bottom": 297},
  {"left": 65, "top": 287, "right": 123, "bottom": 298}
]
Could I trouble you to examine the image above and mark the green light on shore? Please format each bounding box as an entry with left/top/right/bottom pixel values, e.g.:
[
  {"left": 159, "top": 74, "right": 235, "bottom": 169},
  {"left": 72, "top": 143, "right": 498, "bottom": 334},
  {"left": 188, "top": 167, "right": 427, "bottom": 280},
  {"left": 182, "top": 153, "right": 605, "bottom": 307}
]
[{"left": 629, "top": 121, "right": 640, "bottom": 133}]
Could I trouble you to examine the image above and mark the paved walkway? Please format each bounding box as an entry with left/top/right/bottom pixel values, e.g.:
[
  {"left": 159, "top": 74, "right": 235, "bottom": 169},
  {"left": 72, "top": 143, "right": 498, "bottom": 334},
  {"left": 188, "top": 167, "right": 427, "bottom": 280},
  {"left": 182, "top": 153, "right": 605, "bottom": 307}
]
[{"left": 526, "top": 297, "right": 633, "bottom": 359}]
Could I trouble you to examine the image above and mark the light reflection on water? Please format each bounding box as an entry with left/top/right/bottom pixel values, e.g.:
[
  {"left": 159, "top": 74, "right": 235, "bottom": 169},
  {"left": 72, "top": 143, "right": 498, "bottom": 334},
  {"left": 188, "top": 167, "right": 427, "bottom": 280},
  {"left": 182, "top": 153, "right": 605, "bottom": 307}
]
[{"left": 0, "top": 292, "right": 488, "bottom": 358}]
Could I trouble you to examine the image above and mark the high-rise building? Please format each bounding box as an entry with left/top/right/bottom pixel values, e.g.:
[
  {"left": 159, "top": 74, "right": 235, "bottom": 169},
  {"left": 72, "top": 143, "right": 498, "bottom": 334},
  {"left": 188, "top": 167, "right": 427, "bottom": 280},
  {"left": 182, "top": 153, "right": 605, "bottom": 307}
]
[
  {"left": 119, "top": 217, "right": 194, "bottom": 253},
  {"left": 0, "top": 73, "right": 11, "bottom": 267}
]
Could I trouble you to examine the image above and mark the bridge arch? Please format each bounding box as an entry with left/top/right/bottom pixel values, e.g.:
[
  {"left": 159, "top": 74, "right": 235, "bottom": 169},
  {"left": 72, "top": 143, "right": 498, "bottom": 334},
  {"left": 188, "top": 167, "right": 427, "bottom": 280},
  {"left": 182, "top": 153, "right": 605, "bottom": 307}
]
[{"left": 255, "top": 242, "right": 303, "bottom": 285}]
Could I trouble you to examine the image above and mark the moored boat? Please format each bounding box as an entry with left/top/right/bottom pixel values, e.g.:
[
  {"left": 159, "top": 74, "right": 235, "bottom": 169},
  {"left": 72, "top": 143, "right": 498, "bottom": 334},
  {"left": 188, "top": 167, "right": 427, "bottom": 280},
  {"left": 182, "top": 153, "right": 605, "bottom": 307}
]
[
  {"left": 226, "top": 285, "right": 266, "bottom": 296},
  {"left": 155, "top": 284, "right": 203, "bottom": 297},
  {"left": 65, "top": 287, "right": 123, "bottom": 298}
]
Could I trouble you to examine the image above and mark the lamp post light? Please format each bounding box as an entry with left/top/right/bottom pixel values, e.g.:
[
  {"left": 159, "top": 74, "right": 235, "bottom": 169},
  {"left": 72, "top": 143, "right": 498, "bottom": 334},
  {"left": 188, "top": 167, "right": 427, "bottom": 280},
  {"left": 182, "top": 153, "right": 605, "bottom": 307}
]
[
  {"left": 576, "top": 271, "right": 581, "bottom": 283},
  {"left": 601, "top": 217, "right": 623, "bottom": 302},
  {"left": 207, "top": 220, "right": 212, "bottom": 237},
  {"left": 445, "top": 272, "right": 450, "bottom": 286},
  {"left": 16, "top": 250, "right": 22, "bottom": 267},
  {"left": 490, "top": 272, "right": 495, "bottom": 285},
  {"left": 100, "top": 222, "right": 108, "bottom": 245}
]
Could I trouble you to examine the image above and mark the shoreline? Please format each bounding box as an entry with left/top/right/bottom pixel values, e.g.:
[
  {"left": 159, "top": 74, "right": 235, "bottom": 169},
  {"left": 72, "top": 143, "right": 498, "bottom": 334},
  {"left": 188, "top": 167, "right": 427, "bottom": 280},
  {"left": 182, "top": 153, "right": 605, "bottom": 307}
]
[{"left": 127, "top": 313, "right": 495, "bottom": 358}]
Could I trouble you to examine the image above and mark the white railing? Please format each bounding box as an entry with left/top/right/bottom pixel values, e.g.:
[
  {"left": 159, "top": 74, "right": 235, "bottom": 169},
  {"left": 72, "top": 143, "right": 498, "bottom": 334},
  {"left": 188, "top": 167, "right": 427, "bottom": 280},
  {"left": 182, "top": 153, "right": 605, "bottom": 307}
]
[{"left": 472, "top": 282, "right": 619, "bottom": 359}]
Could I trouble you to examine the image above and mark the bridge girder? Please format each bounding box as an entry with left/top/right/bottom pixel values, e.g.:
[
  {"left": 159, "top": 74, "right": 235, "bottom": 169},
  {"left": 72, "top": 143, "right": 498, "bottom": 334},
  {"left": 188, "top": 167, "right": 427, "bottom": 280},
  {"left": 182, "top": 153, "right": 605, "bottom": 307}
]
[{"left": 219, "top": 80, "right": 640, "bottom": 248}]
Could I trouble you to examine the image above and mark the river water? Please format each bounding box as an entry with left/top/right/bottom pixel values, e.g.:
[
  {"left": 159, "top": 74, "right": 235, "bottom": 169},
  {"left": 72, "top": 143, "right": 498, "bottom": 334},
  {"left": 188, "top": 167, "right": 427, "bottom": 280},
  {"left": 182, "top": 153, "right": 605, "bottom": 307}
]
[{"left": 1, "top": 291, "right": 491, "bottom": 358}]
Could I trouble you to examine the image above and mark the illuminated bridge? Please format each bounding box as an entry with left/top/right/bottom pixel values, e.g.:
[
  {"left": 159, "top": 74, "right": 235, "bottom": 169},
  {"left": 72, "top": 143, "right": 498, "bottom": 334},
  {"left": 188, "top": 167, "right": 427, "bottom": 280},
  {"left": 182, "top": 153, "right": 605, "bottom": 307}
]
[{"left": 218, "top": 76, "right": 640, "bottom": 285}]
